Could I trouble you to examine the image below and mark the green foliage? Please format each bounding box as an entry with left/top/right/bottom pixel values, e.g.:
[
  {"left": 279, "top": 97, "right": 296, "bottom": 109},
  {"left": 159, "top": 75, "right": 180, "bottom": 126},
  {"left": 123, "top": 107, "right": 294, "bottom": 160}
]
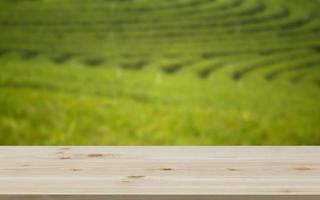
[{"left": 0, "top": 0, "right": 319, "bottom": 145}]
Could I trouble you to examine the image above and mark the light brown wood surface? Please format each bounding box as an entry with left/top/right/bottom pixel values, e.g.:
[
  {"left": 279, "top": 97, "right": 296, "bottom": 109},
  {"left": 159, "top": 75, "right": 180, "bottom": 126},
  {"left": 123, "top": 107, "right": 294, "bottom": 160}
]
[{"left": 0, "top": 147, "right": 319, "bottom": 200}]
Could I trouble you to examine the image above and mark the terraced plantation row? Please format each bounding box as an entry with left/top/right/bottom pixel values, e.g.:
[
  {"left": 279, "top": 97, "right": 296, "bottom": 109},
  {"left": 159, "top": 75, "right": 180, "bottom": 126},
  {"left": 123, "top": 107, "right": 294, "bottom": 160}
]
[
  {"left": 0, "top": 0, "right": 319, "bottom": 145},
  {"left": 0, "top": 0, "right": 319, "bottom": 84}
]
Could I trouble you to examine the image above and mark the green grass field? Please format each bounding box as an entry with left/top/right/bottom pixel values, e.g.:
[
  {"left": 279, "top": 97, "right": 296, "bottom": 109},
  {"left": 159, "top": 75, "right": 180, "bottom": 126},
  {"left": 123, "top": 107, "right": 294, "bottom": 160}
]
[{"left": 0, "top": 0, "right": 319, "bottom": 145}]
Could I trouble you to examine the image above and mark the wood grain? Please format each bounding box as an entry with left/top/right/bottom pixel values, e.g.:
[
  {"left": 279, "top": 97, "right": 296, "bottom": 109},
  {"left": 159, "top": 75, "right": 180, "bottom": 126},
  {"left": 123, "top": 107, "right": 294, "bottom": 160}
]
[{"left": 0, "top": 147, "right": 319, "bottom": 200}]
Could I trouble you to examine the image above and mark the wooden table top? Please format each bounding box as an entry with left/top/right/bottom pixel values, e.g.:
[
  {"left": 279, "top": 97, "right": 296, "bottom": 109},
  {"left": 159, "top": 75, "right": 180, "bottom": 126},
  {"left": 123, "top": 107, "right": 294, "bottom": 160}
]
[{"left": 0, "top": 147, "right": 319, "bottom": 199}]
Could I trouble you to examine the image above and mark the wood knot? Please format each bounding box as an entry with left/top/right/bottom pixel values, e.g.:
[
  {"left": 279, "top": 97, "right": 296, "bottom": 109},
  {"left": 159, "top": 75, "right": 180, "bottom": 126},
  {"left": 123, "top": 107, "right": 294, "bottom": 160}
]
[
  {"left": 70, "top": 168, "right": 83, "bottom": 172},
  {"left": 87, "top": 153, "right": 117, "bottom": 158},
  {"left": 60, "top": 156, "right": 71, "bottom": 160},
  {"left": 20, "top": 164, "right": 31, "bottom": 167},
  {"left": 128, "top": 175, "right": 145, "bottom": 179},
  {"left": 160, "top": 168, "right": 174, "bottom": 171},
  {"left": 294, "top": 167, "right": 312, "bottom": 171},
  {"left": 88, "top": 153, "right": 104, "bottom": 158},
  {"left": 282, "top": 189, "right": 294, "bottom": 193}
]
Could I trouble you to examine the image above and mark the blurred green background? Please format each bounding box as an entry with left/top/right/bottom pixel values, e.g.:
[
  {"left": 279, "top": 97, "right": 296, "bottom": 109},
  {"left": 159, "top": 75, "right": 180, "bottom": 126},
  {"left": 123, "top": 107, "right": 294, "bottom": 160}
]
[{"left": 0, "top": 0, "right": 319, "bottom": 145}]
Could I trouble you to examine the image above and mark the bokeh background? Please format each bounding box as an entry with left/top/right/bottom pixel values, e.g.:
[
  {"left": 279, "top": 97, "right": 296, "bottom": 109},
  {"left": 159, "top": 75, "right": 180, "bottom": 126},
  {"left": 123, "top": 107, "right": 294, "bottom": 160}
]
[{"left": 0, "top": 0, "right": 319, "bottom": 145}]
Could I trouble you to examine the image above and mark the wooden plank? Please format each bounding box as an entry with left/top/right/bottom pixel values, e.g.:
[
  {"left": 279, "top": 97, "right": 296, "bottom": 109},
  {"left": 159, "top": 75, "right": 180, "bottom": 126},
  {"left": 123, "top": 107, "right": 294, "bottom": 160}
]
[{"left": 0, "top": 147, "right": 319, "bottom": 200}]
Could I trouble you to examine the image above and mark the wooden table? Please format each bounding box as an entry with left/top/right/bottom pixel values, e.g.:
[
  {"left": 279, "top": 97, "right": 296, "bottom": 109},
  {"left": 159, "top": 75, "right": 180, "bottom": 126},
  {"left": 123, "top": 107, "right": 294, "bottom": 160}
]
[{"left": 0, "top": 147, "right": 319, "bottom": 199}]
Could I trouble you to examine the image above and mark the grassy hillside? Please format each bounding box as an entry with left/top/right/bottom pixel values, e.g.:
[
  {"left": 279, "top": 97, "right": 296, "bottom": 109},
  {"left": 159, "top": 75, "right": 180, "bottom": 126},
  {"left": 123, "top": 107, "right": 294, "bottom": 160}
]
[{"left": 0, "top": 0, "right": 319, "bottom": 145}]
